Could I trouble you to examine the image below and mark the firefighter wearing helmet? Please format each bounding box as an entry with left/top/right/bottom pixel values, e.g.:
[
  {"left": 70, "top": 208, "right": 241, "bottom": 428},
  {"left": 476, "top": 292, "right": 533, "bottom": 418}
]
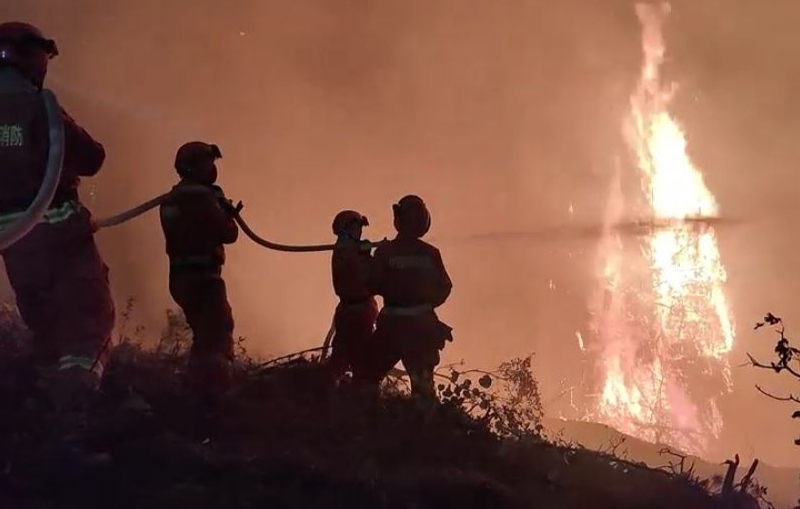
[
  {"left": 328, "top": 209, "right": 378, "bottom": 382},
  {"left": 0, "top": 22, "right": 113, "bottom": 409},
  {"left": 159, "top": 141, "right": 239, "bottom": 403},
  {"left": 367, "top": 195, "right": 453, "bottom": 399}
]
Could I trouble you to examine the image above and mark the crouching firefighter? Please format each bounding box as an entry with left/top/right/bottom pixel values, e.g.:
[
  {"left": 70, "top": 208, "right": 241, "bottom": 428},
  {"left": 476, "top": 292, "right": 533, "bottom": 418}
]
[
  {"left": 160, "top": 142, "right": 239, "bottom": 400},
  {"left": 368, "top": 195, "right": 453, "bottom": 399},
  {"left": 328, "top": 210, "right": 378, "bottom": 383},
  {"left": 0, "top": 22, "right": 114, "bottom": 409}
]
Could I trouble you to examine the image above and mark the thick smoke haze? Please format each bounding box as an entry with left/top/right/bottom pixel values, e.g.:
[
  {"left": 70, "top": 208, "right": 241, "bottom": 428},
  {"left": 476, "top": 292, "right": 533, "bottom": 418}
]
[{"left": 3, "top": 0, "right": 800, "bottom": 467}]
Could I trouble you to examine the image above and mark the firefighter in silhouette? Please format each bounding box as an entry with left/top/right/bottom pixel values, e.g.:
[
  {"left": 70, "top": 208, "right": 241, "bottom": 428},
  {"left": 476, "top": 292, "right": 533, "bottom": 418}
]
[
  {"left": 328, "top": 210, "right": 378, "bottom": 382},
  {"left": 368, "top": 195, "right": 453, "bottom": 398},
  {"left": 160, "top": 142, "right": 238, "bottom": 398},
  {"left": 0, "top": 22, "right": 114, "bottom": 408}
]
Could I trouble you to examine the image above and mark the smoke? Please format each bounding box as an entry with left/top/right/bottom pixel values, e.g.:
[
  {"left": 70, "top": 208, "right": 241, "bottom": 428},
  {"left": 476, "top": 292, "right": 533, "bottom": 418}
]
[{"left": 2, "top": 0, "right": 800, "bottom": 466}]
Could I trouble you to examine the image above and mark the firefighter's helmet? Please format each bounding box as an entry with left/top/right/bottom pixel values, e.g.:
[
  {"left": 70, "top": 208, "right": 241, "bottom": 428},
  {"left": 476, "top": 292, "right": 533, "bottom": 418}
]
[
  {"left": 332, "top": 210, "right": 369, "bottom": 236},
  {"left": 0, "top": 22, "right": 58, "bottom": 88},
  {"left": 174, "top": 141, "right": 222, "bottom": 177},
  {"left": 393, "top": 195, "right": 431, "bottom": 238}
]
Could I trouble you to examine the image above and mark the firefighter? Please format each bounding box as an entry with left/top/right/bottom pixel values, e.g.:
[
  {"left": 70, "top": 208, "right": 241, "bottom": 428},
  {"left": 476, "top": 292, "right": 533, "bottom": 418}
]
[
  {"left": 328, "top": 210, "right": 378, "bottom": 382},
  {"left": 159, "top": 141, "right": 238, "bottom": 400},
  {"left": 368, "top": 195, "right": 453, "bottom": 399},
  {"left": 0, "top": 22, "right": 114, "bottom": 409}
]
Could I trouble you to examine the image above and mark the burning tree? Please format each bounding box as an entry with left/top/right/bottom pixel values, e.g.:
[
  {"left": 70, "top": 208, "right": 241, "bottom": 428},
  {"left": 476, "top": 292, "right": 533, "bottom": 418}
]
[{"left": 584, "top": 3, "right": 735, "bottom": 457}]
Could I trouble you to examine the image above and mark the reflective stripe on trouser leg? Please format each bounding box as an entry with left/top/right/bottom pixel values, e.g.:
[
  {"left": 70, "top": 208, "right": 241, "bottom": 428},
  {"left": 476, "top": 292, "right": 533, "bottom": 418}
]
[{"left": 57, "top": 354, "right": 104, "bottom": 378}]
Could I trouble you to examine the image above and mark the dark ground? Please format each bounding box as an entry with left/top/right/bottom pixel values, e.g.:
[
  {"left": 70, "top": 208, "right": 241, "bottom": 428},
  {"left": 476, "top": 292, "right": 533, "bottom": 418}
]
[{"left": 0, "top": 306, "right": 763, "bottom": 509}]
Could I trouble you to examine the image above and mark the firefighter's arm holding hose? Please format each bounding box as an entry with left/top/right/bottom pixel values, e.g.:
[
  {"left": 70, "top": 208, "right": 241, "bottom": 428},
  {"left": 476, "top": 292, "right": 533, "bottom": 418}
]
[
  {"left": 210, "top": 185, "right": 240, "bottom": 244},
  {"left": 61, "top": 107, "right": 105, "bottom": 178}
]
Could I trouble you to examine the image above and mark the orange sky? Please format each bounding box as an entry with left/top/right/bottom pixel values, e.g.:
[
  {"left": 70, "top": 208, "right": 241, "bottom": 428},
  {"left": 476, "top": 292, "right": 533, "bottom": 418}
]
[{"left": 3, "top": 0, "right": 800, "bottom": 467}]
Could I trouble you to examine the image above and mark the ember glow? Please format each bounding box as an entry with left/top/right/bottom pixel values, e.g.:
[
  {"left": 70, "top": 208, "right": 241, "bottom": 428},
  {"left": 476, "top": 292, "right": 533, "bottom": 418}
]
[{"left": 587, "top": 3, "right": 734, "bottom": 455}]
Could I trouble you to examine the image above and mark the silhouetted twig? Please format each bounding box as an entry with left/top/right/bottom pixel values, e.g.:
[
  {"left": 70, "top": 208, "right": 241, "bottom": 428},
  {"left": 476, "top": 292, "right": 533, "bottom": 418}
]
[{"left": 755, "top": 384, "right": 800, "bottom": 404}]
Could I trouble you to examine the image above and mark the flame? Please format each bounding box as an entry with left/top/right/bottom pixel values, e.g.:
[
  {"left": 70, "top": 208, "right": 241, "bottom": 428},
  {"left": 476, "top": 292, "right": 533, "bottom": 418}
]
[{"left": 588, "top": 3, "right": 734, "bottom": 456}]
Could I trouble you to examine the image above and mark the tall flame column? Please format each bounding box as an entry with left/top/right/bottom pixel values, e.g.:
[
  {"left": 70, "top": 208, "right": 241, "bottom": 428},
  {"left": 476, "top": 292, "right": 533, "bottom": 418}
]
[{"left": 588, "top": 3, "right": 734, "bottom": 456}]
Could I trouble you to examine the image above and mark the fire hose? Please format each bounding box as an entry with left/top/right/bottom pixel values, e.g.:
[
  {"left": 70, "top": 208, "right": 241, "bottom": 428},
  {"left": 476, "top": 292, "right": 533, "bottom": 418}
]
[
  {"left": 0, "top": 85, "right": 65, "bottom": 251},
  {"left": 92, "top": 190, "right": 376, "bottom": 355},
  {"left": 229, "top": 205, "right": 336, "bottom": 253},
  {"left": 93, "top": 193, "right": 382, "bottom": 253},
  {"left": 93, "top": 193, "right": 171, "bottom": 230}
]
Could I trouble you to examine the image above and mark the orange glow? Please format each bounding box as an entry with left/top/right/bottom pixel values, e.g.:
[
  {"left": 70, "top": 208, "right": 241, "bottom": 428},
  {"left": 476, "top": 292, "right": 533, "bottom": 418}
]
[{"left": 589, "top": 3, "right": 734, "bottom": 455}]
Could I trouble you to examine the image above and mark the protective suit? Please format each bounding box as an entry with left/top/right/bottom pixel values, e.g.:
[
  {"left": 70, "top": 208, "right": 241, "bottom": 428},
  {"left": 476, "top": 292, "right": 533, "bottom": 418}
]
[
  {"left": 0, "top": 22, "right": 114, "bottom": 405},
  {"left": 159, "top": 142, "right": 238, "bottom": 397},
  {"left": 368, "top": 195, "right": 453, "bottom": 398},
  {"left": 328, "top": 210, "right": 378, "bottom": 381}
]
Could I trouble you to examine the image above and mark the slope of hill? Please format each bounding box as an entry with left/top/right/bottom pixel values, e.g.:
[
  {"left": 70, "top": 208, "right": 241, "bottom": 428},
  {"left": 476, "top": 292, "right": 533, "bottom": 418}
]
[
  {"left": 546, "top": 419, "right": 798, "bottom": 508},
  {"left": 0, "top": 350, "right": 763, "bottom": 508},
  {"left": 0, "top": 302, "right": 763, "bottom": 509}
]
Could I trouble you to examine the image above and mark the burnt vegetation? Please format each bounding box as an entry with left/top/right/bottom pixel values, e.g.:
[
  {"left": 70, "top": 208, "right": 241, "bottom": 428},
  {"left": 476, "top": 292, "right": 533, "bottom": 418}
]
[{"left": 0, "top": 302, "right": 764, "bottom": 508}]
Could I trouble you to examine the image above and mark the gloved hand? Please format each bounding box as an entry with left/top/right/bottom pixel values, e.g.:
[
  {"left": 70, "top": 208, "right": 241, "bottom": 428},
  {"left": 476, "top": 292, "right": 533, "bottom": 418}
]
[
  {"left": 220, "top": 198, "right": 244, "bottom": 216},
  {"left": 361, "top": 237, "right": 388, "bottom": 251},
  {"left": 210, "top": 186, "right": 241, "bottom": 215},
  {"left": 218, "top": 197, "right": 233, "bottom": 212}
]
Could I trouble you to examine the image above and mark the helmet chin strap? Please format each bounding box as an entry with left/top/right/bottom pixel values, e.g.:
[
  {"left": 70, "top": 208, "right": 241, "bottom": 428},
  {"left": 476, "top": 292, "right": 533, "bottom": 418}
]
[
  {"left": 337, "top": 232, "right": 360, "bottom": 243},
  {"left": 180, "top": 168, "right": 216, "bottom": 186}
]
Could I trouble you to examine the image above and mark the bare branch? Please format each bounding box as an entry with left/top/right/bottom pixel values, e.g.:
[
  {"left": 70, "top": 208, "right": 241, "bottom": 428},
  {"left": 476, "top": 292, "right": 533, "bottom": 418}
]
[
  {"left": 747, "top": 353, "right": 774, "bottom": 371},
  {"left": 659, "top": 447, "right": 688, "bottom": 475},
  {"left": 747, "top": 352, "right": 800, "bottom": 379},
  {"left": 755, "top": 384, "right": 800, "bottom": 404},
  {"left": 457, "top": 368, "right": 508, "bottom": 380},
  {"left": 782, "top": 363, "right": 800, "bottom": 379}
]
